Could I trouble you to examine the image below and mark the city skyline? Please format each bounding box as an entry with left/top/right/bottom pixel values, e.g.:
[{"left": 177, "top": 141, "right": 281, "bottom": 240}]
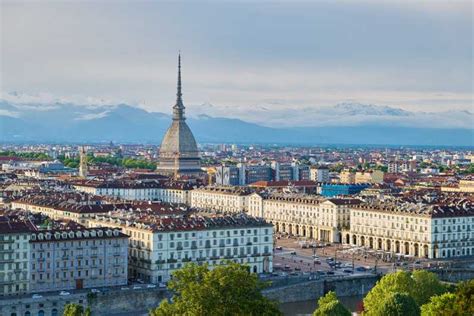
[{"left": 1, "top": 1, "right": 472, "bottom": 129}]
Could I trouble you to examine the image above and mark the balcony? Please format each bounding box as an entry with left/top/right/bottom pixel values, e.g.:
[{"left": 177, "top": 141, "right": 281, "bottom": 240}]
[
  {"left": 167, "top": 258, "right": 177, "bottom": 264},
  {"left": 196, "top": 258, "right": 206, "bottom": 262},
  {"left": 181, "top": 258, "right": 192, "bottom": 263},
  {"left": 155, "top": 259, "right": 166, "bottom": 264}
]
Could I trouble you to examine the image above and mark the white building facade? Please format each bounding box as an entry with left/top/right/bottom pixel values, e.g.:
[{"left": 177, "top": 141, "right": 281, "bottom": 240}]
[
  {"left": 87, "top": 213, "right": 273, "bottom": 283},
  {"left": 344, "top": 202, "right": 474, "bottom": 259}
]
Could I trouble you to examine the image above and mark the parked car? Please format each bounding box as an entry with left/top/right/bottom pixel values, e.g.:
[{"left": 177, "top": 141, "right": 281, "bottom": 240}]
[
  {"left": 159, "top": 283, "right": 167, "bottom": 288},
  {"left": 356, "top": 267, "right": 367, "bottom": 272},
  {"left": 59, "top": 291, "right": 70, "bottom": 296},
  {"left": 326, "top": 271, "right": 335, "bottom": 275},
  {"left": 32, "top": 294, "right": 42, "bottom": 299},
  {"left": 343, "top": 269, "right": 353, "bottom": 274},
  {"left": 90, "top": 288, "right": 101, "bottom": 294},
  {"left": 147, "top": 284, "right": 157, "bottom": 288},
  {"left": 294, "top": 267, "right": 301, "bottom": 271},
  {"left": 313, "top": 260, "right": 321, "bottom": 265},
  {"left": 290, "top": 251, "right": 297, "bottom": 255},
  {"left": 275, "top": 246, "right": 283, "bottom": 250}
]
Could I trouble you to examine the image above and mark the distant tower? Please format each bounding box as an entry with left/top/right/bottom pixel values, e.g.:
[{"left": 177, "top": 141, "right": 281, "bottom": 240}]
[
  {"left": 157, "top": 53, "right": 201, "bottom": 177},
  {"left": 78, "top": 146, "right": 88, "bottom": 178}
]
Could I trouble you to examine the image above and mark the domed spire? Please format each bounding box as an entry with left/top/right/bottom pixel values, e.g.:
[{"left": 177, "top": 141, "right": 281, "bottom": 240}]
[{"left": 173, "top": 52, "right": 185, "bottom": 120}]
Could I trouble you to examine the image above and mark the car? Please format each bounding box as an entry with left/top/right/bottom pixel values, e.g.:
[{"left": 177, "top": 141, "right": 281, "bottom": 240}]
[
  {"left": 312, "top": 255, "right": 319, "bottom": 259},
  {"left": 147, "top": 284, "right": 157, "bottom": 288},
  {"left": 301, "top": 244, "right": 308, "bottom": 249},
  {"left": 290, "top": 272, "right": 299, "bottom": 276},
  {"left": 284, "top": 265, "right": 291, "bottom": 271},
  {"left": 90, "top": 289, "right": 101, "bottom": 294},
  {"left": 275, "top": 246, "right": 283, "bottom": 250},
  {"left": 414, "top": 260, "right": 421, "bottom": 265},
  {"left": 326, "top": 271, "right": 335, "bottom": 275},
  {"left": 343, "top": 269, "right": 353, "bottom": 274},
  {"left": 326, "top": 257, "right": 334, "bottom": 262},
  {"left": 158, "top": 283, "right": 167, "bottom": 288},
  {"left": 32, "top": 294, "right": 42, "bottom": 299},
  {"left": 313, "top": 260, "right": 321, "bottom": 265},
  {"left": 133, "top": 285, "right": 142, "bottom": 290},
  {"left": 294, "top": 267, "right": 301, "bottom": 271},
  {"left": 59, "top": 291, "right": 70, "bottom": 296},
  {"left": 316, "top": 270, "right": 325, "bottom": 275},
  {"left": 136, "top": 279, "right": 144, "bottom": 284},
  {"left": 290, "top": 251, "right": 297, "bottom": 255},
  {"left": 356, "top": 267, "right": 367, "bottom": 272},
  {"left": 121, "top": 287, "right": 129, "bottom": 291}
]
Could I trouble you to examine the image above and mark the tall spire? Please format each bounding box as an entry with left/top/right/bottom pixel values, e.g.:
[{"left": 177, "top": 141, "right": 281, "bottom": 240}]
[{"left": 173, "top": 52, "right": 185, "bottom": 120}]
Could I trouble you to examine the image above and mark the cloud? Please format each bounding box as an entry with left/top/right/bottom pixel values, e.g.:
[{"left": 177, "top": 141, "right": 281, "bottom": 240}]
[{"left": 1, "top": 1, "right": 472, "bottom": 117}]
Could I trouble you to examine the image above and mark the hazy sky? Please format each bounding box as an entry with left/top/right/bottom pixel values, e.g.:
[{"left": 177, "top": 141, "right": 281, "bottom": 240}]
[{"left": 1, "top": 0, "right": 472, "bottom": 119}]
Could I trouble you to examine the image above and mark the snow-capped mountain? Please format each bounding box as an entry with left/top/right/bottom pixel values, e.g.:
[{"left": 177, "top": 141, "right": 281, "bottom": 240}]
[{"left": 0, "top": 92, "right": 472, "bottom": 146}]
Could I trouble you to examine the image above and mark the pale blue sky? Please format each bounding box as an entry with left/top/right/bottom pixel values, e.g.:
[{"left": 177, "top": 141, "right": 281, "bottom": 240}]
[{"left": 1, "top": 0, "right": 472, "bottom": 125}]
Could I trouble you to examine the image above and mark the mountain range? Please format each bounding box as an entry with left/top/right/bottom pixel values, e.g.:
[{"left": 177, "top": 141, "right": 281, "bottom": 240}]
[{"left": 0, "top": 97, "right": 472, "bottom": 146}]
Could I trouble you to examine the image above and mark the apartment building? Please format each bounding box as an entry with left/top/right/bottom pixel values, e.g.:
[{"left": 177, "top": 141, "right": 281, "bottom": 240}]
[
  {"left": 247, "top": 192, "right": 361, "bottom": 242},
  {"left": 344, "top": 195, "right": 474, "bottom": 259},
  {"left": 190, "top": 186, "right": 252, "bottom": 213},
  {"left": 29, "top": 228, "right": 128, "bottom": 293},
  {"left": 87, "top": 211, "right": 273, "bottom": 283},
  {"left": 0, "top": 217, "right": 34, "bottom": 296},
  {"left": 309, "top": 166, "right": 330, "bottom": 183},
  {"left": 11, "top": 193, "right": 122, "bottom": 224},
  {"left": 72, "top": 180, "right": 193, "bottom": 204}
]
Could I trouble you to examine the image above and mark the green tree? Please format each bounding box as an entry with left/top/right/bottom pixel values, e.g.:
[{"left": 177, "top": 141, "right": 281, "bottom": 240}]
[
  {"left": 62, "top": 304, "right": 91, "bottom": 316},
  {"left": 411, "top": 270, "right": 447, "bottom": 305},
  {"left": 378, "top": 292, "right": 420, "bottom": 316},
  {"left": 363, "top": 270, "right": 446, "bottom": 315},
  {"left": 313, "top": 291, "right": 350, "bottom": 316},
  {"left": 420, "top": 292, "right": 457, "bottom": 316},
  {"left": 149, "top": 262, "right": 281, "bottom": 316},
  {"left": 420, "top": 279, "right": 473, "bottom": 316}
]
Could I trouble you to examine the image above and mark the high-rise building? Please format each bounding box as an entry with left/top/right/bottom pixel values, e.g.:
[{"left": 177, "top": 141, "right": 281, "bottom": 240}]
[
  {"left": 157, "top": 54, "right": 201, "bottom": 178},
  {"left": 310, "top": 165, "right": 330, "bottom": 182}
]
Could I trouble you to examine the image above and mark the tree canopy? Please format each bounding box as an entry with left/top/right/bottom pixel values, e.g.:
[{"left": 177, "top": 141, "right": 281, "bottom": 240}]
[
  {"left": 378, "top": 292, "right": 420, "bottom": 316},
  {"left": 312, "top": 291, "right": 350, "bottom": 316},
  {"left": 149, "top": 262, "right": 281, "bottom": 316},
  {"left": 62, "top": 304, "right": 91, "bottom": 316},
  {"left": 363, "top": 270, "right": 447, "bottom": 315},
  {"left": 420, "top": 279, "right": 474, "bottom": 316}
]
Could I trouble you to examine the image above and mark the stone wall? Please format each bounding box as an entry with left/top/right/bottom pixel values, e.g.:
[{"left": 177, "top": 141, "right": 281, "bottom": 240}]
[
  {"left": 430, "top": 268, "right": 474, "bottom": 283},
  {"left": 263, "top": 275, "right": 380, "bottom": 303},
  {"left": 0, "top": 288, "right": 169, "bottom": 316},
  {"left": 90, "top": 288, "right": 170, "bottom": 315}
]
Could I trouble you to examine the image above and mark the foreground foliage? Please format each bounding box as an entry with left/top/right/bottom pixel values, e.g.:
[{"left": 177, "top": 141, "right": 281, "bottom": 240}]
[
  {"left": 421, "top": 279, "right": 474, "bottom": 316},
  {"left": 149, "top": 262, "right": 281, "bottom": 316},
  {"left": 62, "top": 304, "right": 91, "bottom": 316},
  {"left": 363, "top": 270, "right": 447, "bottom": 315},
  {"left": 312, "top": 291, "right": 350, "bottom": 316},
  {"left": 378, "top": 292, "right": 419, "bottom": 316}
]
